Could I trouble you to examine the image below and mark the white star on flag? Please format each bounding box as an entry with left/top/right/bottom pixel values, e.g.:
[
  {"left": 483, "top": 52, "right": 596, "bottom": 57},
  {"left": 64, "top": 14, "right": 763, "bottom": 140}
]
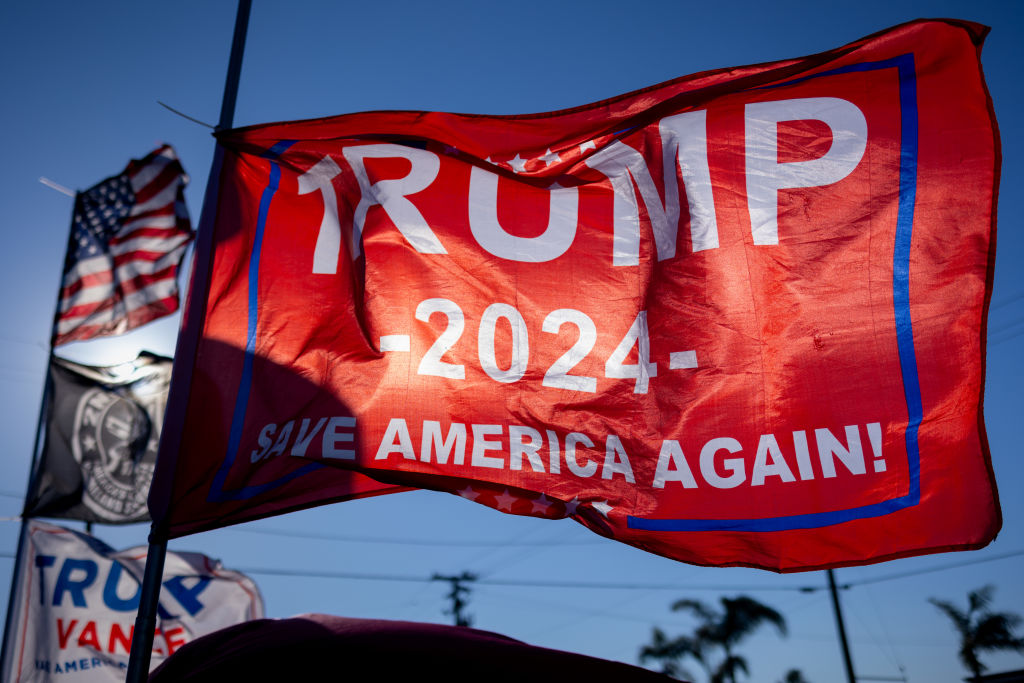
[
  {"left": 530, "top": 494, "right": 553, "bottom": 514},
  {"left": 592, "top": 500, "right": 613, "bottom": 517},
  {"left": 507, "top": 153, "right": 527, "bottom": 174},
  {"left": 494, "top": 489, "right": 517, "bottom": 511},
  {"left": 580, "top": 140, "right": 596, "bottom": 152},
  {"left": 54, "top": 145, "right": 192, "bottom": 347},
  {"left": 456, "top": 485, "right": 480, "bottom": 501},
  {"left": 540, "top": 148, "right": 560, "bottom": 166},
  {"left": 564, "top": 497, "right": 580, "bottom": 516}
]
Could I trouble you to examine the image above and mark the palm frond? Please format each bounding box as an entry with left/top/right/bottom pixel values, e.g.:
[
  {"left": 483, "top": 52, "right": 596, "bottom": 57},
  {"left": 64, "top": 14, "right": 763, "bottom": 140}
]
[
  {"left": 672, "top": 598, "right": 718, "bottom": 623},
  {"left": 968, "top": 585, "right": 995, "bottom": 615},
  {"left": 932, "top": 585, "right": 1023, "bottom": 680},
  {"left": 721, "top": 596, "right": 788, "bottom": 641},
  {"left": 929, "top": 598, "right": 971, "bottom": 635},
  {"left": 975, "top": 613, "right": 1024, "bottom": 651}
]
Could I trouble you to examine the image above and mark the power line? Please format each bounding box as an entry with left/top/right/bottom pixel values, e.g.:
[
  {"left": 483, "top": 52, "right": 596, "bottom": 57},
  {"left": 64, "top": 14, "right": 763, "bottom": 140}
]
[
  {"left": 235, "top": 547, "right": 1024, "bottom": 591},
  {"left": 0, "top": 551, "right": 804, "bottom": 591},
  {"left": 228, "top": 525, "right": 604, "bottom": 547},
  {"left": 226, "top": 523, "right": 1024, "bottom": 584},
  {"left": 473, "top": 583, "right": 695, "bottom": 630},
  {"left": 235, "top": 564, "right": 812, "bottom": 591},
  {"left": 987, "top": 318, "right": 1024, "bottom": 345},
  {"left": 990, "top": 290, "right": 1024, "bottom": 310},
  {"left": 838, "top": 548, "right": 1024, "bottom": 589},
  {"left": 432, "top": 571, "right": 477, "bottom": 626},
  {"left": 989, "top": 312, "right": 1024, "bottom": 330},
  {"left": 3, "top": 521, "right": 1018, "bottom": 591},
  {"left": 472, "top": 577, "right": 802, "bottom": 591},
  {"left": 989, "top": 328, "right": 1024, "bottom": 346}
]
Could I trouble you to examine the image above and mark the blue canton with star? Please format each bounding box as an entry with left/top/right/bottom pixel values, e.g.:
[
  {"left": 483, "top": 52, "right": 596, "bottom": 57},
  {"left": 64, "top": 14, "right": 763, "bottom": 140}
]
[{"left": 67, "top": 174, "right": 135, "bottom": 272}]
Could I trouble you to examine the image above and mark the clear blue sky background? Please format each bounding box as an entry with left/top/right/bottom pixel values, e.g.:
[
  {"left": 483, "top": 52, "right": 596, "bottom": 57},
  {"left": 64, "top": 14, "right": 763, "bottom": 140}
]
[{"left": 1, "top": 2, "right": 1022, "bottom": 681}]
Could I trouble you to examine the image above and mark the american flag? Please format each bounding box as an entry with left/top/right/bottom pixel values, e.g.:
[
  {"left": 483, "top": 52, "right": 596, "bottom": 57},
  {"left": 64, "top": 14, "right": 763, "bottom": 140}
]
[{"left": 53, "top": 145, "right": 193, "bottom": 346}]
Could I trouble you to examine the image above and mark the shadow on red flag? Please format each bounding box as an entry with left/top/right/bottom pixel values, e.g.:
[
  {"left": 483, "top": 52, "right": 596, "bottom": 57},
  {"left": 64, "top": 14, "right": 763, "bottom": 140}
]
[{"left": 150, "top": 19, "right": 1000, "bottom": 572}]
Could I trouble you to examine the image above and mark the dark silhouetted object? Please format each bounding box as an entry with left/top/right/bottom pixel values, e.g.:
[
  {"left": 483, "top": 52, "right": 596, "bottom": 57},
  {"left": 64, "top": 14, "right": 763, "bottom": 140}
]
[
  {"left": 930, "top": 585, "right": 1024, "bottom": 681},
  {"left": 149, "top": 614, "right": 680, "bottom": 682},
  {"left": 432, "top": 571, "right": 478, "bottom": 626},
  {"left": 640, "top": 595, "right": 787, "bottom": 682}
]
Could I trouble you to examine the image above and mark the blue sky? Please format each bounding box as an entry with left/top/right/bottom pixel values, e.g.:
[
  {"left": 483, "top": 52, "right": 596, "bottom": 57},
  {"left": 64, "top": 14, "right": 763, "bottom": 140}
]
[{"left": 1, "top": 2, "right": 1023, "bottom": 681}]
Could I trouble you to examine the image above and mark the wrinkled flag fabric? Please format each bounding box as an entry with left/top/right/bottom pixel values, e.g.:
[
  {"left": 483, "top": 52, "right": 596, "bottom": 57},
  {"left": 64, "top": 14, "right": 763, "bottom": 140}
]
[
  {"left": 24, "top": 352, "right": 172, "bottom": 524},
  {"left": 0, "top": 520, "right": 263, "bottom": 682},
  {"left": 150, "top": 19, "right": 999, "bottom": 572},
  {"left": 53, "top": 145, "right": 192, "bottom": 346}
]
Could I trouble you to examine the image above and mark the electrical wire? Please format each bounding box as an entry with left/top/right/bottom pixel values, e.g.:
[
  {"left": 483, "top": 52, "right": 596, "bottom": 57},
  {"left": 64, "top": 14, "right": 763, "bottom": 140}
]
[
  {"left": 989, "top": 291, "right": 1024, "bottom": 310},
  {"left": 2, "top": 522, "right": 1019, "bottom": 592},
  {"left": 197, "top": 547, "right": 1024, "bottom": 592},
  {"left": 228, "top": 523, "right": 604, "bottom": 547},
  {"left": 838, "top": 548, "right": 1024, "bottom": 588},
  {"left": 229, "top": 564, "right": 801, "bottom": 591}
]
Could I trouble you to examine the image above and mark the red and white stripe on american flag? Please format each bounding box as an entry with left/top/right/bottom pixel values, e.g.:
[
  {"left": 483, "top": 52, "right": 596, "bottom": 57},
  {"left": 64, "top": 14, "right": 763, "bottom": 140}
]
[{"left": 53, "top": 145, "right": 193, "bottom": 346}]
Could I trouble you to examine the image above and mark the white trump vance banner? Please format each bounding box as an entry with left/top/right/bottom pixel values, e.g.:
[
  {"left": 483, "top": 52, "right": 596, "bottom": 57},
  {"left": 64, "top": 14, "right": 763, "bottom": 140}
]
[{"left": 1, "top": 521, "right": 263, "bottom": 682}]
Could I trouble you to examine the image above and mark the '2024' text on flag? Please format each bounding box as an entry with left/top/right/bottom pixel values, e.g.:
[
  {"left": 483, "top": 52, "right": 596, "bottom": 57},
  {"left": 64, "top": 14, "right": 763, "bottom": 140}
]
[
  {"left": 53, "top": 145, "right": 193, "bottom": 347},
  {"left": 150, "top": 19, "right": 1000, "bottom": 572}
]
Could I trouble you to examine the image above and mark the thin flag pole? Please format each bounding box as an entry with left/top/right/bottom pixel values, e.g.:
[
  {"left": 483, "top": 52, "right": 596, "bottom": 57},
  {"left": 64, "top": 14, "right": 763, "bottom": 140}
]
[
  {"left": 0, "top": 157, "right": 87, "bottom": 676},
  {"left": 0, "top": 367, "right": 54, "bottom": 677},
  {"left": 828, "top": 568, "right": 857, "bottom": 683},
  {"left": 124, "top": 1, "right": 252, "bottom": 681},
  {"left": 0, "top": 523, "right": 30, "bottom": 680}
]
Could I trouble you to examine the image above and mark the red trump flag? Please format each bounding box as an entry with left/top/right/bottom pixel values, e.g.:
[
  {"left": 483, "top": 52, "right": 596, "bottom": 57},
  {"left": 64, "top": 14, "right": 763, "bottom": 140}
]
[{"left": 150, "top": 19, "right": 1000, "bottom": 571}]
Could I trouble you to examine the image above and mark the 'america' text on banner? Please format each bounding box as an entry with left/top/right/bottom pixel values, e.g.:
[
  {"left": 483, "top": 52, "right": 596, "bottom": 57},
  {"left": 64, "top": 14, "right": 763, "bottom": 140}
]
[{"left": 0, "top": 521, "right": 263, "bottom": 682}]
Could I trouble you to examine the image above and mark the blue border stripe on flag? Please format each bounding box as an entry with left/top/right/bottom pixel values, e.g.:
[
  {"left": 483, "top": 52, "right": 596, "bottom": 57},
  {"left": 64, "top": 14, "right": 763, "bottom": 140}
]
[
  {"left": 209, "top": 140, "right": 324, "bottom": 503},
  {"left": 628, "top": 54, "right": 922, "bottom": 532}
]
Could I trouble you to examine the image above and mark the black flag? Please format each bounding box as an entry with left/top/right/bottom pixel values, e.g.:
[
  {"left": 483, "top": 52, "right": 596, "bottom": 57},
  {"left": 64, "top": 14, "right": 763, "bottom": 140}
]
[{"left": 24, "top": 352, "right": 171, "bottom": 523}]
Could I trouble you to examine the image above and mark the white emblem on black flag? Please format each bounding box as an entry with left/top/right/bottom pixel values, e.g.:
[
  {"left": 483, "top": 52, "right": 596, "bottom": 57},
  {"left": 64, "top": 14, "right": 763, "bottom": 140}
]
[{"left": 24, "top": 352, "right": 172, "bottom": 524}]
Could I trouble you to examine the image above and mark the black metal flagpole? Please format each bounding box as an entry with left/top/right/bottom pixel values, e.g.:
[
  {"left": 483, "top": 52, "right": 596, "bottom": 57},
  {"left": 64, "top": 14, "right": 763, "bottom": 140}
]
[
  {"left": 124, "top": 1, "right": 252, "bottom": 680},
  {"left": 0, "top": 368, "right": 54, "bottom": 678},
  {"left": 1, "top": 137, "right": 96, "bottom": 677},
  {"left": 828, "top": 568, "right": 858, "bottom": 683}
]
